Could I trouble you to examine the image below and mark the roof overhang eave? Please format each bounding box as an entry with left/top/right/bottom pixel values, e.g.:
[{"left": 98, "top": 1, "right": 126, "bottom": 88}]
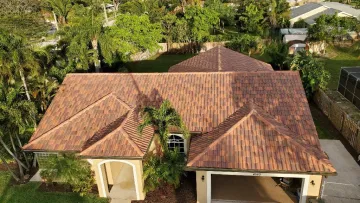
[
  {"left": 79, "top": 155, "right": 143, "bottom": 160},
  {"left": 23, "top": 149, "right": 80, "bottom": 153},
  {"left": 185, "top": 166, "right": 337, "bottom": 176}
]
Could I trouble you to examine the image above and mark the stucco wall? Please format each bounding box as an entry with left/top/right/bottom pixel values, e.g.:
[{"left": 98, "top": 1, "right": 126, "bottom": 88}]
[
  {"left": 196, "top": 171, "right": 208, "bottom": 203},
  {"left": 88, "top": 159, "right": 145, "bottom": 200},
  {"left": 306, "top": 175, "right": 323, "bottom": 200}
]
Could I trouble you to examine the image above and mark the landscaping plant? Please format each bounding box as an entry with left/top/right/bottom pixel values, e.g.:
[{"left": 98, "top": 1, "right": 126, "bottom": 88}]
[
  {"left": 40, "top": 153, "right": 94, "bottom": 196},
  {"left": 288, "top": 51, "right": 330, "bottom": 99},
  {"left": 142, "top": 149, "right": 185, "bottom": 193},
  {"left": 139, "top": 100, "right": 189, "bottom": 192}
]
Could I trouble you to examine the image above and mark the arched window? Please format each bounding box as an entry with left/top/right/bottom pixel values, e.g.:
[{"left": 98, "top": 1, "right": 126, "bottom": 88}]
[{"left": 167, "top": 134, "right": 186, "bottom": 154}]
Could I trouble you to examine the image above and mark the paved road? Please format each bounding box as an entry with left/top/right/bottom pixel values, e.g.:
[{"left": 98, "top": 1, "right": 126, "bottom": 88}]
[{"left": 320, "top": 140, "right": 360, "bottom": 203}]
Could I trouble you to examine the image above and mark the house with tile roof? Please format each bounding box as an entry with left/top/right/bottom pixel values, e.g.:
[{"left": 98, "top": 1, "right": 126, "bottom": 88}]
[{"left": 23, "top": 47, "right": 336, "bottom": 203}]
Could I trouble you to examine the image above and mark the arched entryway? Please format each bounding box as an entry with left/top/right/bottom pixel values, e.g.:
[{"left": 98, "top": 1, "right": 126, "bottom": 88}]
[{"left": 97, "top": 160, "right": 140, "bottom": 201}]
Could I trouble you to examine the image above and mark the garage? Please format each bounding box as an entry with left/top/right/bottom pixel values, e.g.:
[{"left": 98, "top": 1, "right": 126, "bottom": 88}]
[{"left": 211, "top": 174, "right": 300, "bottom": 203}]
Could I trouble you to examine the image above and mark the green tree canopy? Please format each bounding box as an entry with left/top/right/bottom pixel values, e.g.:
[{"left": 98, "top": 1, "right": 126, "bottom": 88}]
[
  {"left": 288, "top": 51, "right": 330, "bottom": 98},
  {"left": 308, "top": 14, "right": 360, "bottom": 41},
  {"left": 0, "top": 31, "right": 40, "bottom": 100},
  {"left": 0, "top": 83, "right": 37, "bottom": 181},
  {"left": 238, "top": 3, "right": 264, "bottom": 35},
  {"left": 184, "top": 5, "right": 219, "bottom": 42},
  {"left": 204, "top": 0, "right": 236, "bottom": 26},
  {"left": 226, "top": 34, "right": 263, "bottom": 56},
  {"left": 101, "top": 14, "right": 163, "bottom": 64}
]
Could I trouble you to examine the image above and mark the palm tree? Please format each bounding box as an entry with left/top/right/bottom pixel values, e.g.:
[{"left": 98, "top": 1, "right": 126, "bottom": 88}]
[
  {"left": 0, "top": 31, "right": 39, "bottom": 101},
  {"left": 138, "top": 100, "right": 189, "bottom": 156},
  {"left": 29, "top": 74, "right": 59, "bottom": 119},
  {"left": 60, "top": 3, "right": 105, "bottom": 72},
  {"left": 45, "top": 0, "right": 73, "bottom": 25},
  {"left": 0, "top": 83, "right": 37, "bottom": 181}
]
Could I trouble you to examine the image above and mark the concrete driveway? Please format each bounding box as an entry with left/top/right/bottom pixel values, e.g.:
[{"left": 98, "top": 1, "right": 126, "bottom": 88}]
[{"left": 320, "top": 140, "right": 360, "bottom": 203}]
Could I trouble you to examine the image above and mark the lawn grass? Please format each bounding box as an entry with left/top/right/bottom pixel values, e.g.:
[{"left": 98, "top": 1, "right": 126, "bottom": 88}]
[
  {"left": 320, "top": 45, "right": 360, "bottom": 90},
  {"left": 0, "top": 171, "right": 108, "bottom": 203},
  {"left": 309, "top": 103, "right": 341, "bottom": 140},
  {"left": 126, "top": 53, "right": 195, "bottom": 73}
]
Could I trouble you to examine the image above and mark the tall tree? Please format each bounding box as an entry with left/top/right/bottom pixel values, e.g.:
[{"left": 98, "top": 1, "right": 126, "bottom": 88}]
[
  {"left": 184, "top": 6, "right": 219, "bottom": 42},
  {"left": 101, "top": 14, "right": 163, "bottom": 64},
  {"left": 204, "top": 0, "right": 237, "bottom": 28},
  {"left": 238, "top": 3, "right": 264, "bottom": 35},
  {"left": 0, "top": 31, "right": 39, "bottom": 101},
  {"left": 0, "top": 83, "right": 37, "bottom": 181},
  {"left": 287, "top": 51, "right": 330, "bottom": 98},
  {"left": 43, "top": 0, "right": 73, "bottom": 25},
  {"left": 60, "top": 3, "right": 104, "bottom": 72},
  {"left": 265, "top": 41, "right": 289, "bottom": 70}
]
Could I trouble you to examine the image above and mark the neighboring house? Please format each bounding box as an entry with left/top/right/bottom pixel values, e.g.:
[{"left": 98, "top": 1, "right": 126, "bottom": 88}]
[
  {"left": 287, "top": 0, "right": 321, "bottom": 7},
  {"left": 23, "top": 47, "right": 336, "bottom": 203},
  {"left": 290, "top": 2, "right": 360, "bottom": 26},
  {"left": 280, "top": 28, "right": 308, "bottom": 54}
]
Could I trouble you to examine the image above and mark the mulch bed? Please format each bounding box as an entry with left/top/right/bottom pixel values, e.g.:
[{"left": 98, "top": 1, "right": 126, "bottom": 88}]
[
  {"left": 132, "top": 172, "right": 197, "bottom": 203},
  {"left": 0, "top": 162, "right": 17, "bottom": 171}
]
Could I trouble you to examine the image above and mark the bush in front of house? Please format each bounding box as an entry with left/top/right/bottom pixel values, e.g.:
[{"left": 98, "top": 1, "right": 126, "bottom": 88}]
[
  {"left": 40, "top": 153, "right": 94, "bottom": 196},
  {"left": 142, "top": 149, "right": 185, "bottom": 193}
]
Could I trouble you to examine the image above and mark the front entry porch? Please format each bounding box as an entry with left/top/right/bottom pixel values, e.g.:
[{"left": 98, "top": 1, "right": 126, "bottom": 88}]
[{"left": 87, "top": 159, "right": 145, "bottom": 202}]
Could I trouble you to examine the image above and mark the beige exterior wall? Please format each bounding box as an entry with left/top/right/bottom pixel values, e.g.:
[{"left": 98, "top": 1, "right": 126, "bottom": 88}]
[
  {"left": 306, "top": 175, "right": 323, "bottom": 200},
  {"left": 88, "top": 159, "right": 145, "bottom": 200},
  {"left": 290, "top": 6, "right": 327, "bottom": 26},
  {"left": 196, "top": 171, "right": 208, "bottom": 203}
]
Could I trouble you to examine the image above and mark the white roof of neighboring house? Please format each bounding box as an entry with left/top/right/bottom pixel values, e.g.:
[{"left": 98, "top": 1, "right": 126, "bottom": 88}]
[
  {"left": 283, "top": 34, "right": 307, "bottom": 43},
  {"left": 291, "top": 3, "right": 323, "bottom": 18},
  {"left": 280, "top": 28, "right": 308, "bottom": 35},
  {"left": 290, "top": 2, "right": 360, "bottom": 25},
  {"left": 319, "top": 2, "right": 360, "bottom": 18}
]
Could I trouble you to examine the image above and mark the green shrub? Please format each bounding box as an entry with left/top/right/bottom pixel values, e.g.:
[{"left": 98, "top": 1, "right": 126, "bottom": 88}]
[
  {"left": 226, "top": 34, "right": 263, "bottom": 56},
  {"left": 39, "top": 154, "right": 94, "bottom": 196},
  {"left": 288, "top": 51, "right": 330, "bottom": 98},
  {"left": 143, "top": 149, "right": 185, "bottom": 192}
]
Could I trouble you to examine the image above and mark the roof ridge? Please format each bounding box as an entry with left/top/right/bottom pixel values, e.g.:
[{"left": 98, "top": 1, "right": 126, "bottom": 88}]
[
  {"left": 188, "top": 105, "right": 334, "bottom": 172},
  {"left": 187, "top": 109, "right": 255, "bottom": 166},
  {"left": 251, "top": 111, "right": 335, "bottom": 171},
  {"left": 119, "top": 127, "right": 144, "bottom": 156},
  {"left": 217, "top": 46, "right": 222, "bottom": 71},
  {"left": 80, "top": 110, "right": 143, "bottom": 157},
  {"left": 27, "top": 93, "right": 117, "bottom": 144},
  {"left": 66, "top": 71, "right": 298, "bottom": 76}
]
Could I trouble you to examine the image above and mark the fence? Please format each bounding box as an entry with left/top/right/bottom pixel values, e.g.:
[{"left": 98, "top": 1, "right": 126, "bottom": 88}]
[
  {"left": 131, "top": 41, "right": 228, "bottom": 61},
  {"left": 314, "top": 89, "right": 360, "bottom": 154}
]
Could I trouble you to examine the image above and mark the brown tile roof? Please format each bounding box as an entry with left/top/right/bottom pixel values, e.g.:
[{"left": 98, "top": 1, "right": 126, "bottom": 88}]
[
  {"left": 187, "top": 104, "right": 336, "bottom": 173},
  {"left": 169, "top": 46, "right": 273, "bottom": 72},
  {"left": 23, "top": 72, "right": 334, "bottom": 173}
]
